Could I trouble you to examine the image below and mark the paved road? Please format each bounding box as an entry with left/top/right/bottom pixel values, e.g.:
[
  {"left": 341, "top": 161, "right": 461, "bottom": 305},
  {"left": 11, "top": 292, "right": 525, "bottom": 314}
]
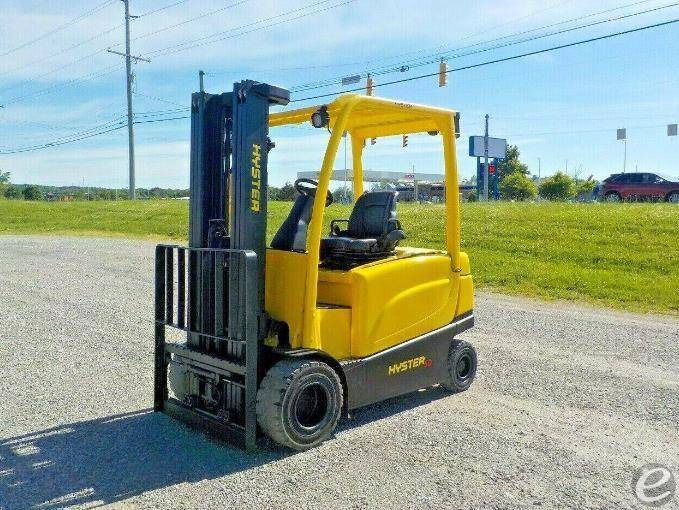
[{"left": 1, "top": 236, "right": 677, "bottom": 510}]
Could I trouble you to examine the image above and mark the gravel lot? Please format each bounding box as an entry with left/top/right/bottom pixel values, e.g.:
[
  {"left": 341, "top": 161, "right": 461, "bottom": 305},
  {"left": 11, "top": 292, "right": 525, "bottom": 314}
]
[{"left": 1, "top": 236, "right": 677, "bottom": 510}]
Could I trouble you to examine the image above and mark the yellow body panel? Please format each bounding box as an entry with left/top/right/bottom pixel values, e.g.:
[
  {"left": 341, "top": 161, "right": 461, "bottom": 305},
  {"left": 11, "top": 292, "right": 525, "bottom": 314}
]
[
  {"left": 265, "top": 94, "right": 473, "bottom": 361},
  {"left": 264, "top": 249, "right": 308, "bottom": 347}
]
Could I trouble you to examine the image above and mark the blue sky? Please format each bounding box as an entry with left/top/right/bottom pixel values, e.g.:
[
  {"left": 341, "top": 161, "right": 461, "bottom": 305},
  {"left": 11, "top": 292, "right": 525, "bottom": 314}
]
[{"left": 1, "top": 0, "right": 678, "bottom": 188}]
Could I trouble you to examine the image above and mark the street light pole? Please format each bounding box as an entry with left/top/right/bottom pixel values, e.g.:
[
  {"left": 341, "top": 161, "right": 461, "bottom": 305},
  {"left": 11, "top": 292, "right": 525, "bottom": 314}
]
[{"left": 483, "top": 114, "right": 489, "bottom": 201}]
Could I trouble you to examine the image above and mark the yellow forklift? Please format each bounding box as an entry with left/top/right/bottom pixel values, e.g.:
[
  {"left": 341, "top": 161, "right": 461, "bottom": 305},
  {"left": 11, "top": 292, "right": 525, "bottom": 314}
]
[{"left": 154, "top": 80, "right": 476, "bottom": 451}]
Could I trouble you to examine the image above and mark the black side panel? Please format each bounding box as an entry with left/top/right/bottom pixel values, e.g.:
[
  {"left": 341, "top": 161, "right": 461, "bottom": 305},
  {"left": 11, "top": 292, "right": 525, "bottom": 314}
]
[{"left": 342, "top": 314, "right": 474, "bottom": 410}]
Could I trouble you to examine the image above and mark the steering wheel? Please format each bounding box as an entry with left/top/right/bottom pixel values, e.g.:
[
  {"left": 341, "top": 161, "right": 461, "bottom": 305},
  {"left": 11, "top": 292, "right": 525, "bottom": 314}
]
[{"left": 294, "top": 178, "right": 333, "bottom": 206}]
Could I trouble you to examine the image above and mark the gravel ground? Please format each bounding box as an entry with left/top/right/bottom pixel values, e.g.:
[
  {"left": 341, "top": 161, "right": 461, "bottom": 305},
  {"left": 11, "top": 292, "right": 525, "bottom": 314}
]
[{"left": 1, "top": 236, "right": 677, "bottom": 510}]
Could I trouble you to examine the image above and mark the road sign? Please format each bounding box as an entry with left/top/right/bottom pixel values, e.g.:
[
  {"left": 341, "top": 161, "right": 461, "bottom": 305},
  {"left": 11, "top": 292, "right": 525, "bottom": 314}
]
[
  {"left": 669, "top": 124, "right": 678, "bottom": 136},
  {"left": 342, "top": 74, "right": 361, "bottom": 86},
  {"left": 468, "top": 136, "right": 507, "bottom": 159},
  {"left": 617, "top": 128, "right": 627, "bottom": 140}
]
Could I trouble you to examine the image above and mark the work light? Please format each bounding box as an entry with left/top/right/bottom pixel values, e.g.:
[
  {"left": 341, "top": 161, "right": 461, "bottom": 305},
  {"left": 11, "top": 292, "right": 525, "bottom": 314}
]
[{"left": 310, "top": 106, "right": 329, "bottom": 128}]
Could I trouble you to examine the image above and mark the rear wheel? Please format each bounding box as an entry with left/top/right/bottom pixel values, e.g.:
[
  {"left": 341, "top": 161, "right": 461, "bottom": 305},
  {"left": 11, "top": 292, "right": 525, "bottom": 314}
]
[
  {"left": 605, "top": 191, "right": 621, "bottom": 202},
  {"left": 257, "top": 358, "right": 343, "bottom": 451},
  {"left": 441, "top": 340, "right": 477, "bottom": 393},
  {"left": 666, "top": 191, "right": 679, "bottom": 203}
]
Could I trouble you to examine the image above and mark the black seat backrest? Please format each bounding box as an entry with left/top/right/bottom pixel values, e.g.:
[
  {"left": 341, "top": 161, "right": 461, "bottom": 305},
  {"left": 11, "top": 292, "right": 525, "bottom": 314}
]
[
  {"left": 347, "top": 191, "right": 398, "bottom": 238},
  {"left": 270, "top": 191, "right": 315, "bottom": 251}
]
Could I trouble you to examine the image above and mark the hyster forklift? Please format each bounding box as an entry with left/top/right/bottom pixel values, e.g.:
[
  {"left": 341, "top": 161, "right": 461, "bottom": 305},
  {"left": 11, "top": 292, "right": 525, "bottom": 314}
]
[{"left": 153, "top": 80, "right": 477, "bottom": 451}]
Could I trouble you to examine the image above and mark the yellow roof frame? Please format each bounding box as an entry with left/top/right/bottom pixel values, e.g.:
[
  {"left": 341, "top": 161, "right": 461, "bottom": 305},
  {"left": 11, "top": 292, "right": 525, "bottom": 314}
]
[{"left": 270, "top": 94, "right": 462, "bottom": 346}]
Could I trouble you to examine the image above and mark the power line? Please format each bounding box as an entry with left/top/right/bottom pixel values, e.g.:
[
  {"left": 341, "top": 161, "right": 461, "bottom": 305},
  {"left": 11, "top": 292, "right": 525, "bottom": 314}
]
[
  {"left": 291, "top": 0, "right": 678, "bottom": 92},
  {"left": 132, "top": 91, "right": 187, "bottom": 107},
  {"left": 1, "top": 0, "right": 193, "bottom": 83},
  {"left": 205, "top": 0, "right": 653, "bottom": 84},
  {"left": 113, "top": 0, "right": 249, "bottom": 47},
  {"left": 0, "top": 0, "right": 353, "bottom": 106},
  {"left": 137, "top": 0, "right": 191, "bottom": 18},
  {"left": 1, "top": 0, "right": 116, "bottom": 57},
  {"left": 0, "top": 65, "right": 123, "bottom": 106},
  {"left": 0, "top": 114, "right": 190, "bottom": 155},
  {"left": 145, "top": 0, "right": 354, "bottom": 57},
  {"left": 0, "top": 23, "right": 124, "bottom": 81},
  {"left": 290, "top": 16, "right": 679, "bottom": 102}
]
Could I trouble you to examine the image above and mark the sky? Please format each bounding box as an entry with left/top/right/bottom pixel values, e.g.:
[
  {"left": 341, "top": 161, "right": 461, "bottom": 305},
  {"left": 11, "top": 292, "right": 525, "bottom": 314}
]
[{"left": 1, "top": 0, "right": 678, "bottom": 189}]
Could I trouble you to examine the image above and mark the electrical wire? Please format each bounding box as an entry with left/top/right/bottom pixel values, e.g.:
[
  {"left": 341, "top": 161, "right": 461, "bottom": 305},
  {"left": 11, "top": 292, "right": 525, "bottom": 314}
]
[
  {"left": 290, "top": 0, "right": 679, "bottom": 92},
  {"left": 290, "top": 17, "right": 679, "bottom": 102},
  {"left": 1, "top": 0, "right": 116, "bottom": 57},
  {"left": 137, "top": 0, "right": 192, "bottom": 18},
  {"left": 110, "top": 0, "right": 249, "bottom": 47},
  {"left": 1, "top": 65, "right": 123, "bottom": 106},
  {"left": 0, "top": 115, "right": 190, "bottom": 155},
  {"left": 145, "top": 0, "right": 354, "bottom": 57}
]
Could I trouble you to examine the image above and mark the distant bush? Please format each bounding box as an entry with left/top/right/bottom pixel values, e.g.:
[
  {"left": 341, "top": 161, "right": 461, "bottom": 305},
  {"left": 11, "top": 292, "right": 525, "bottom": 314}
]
[
  {"left": 4, "top": 185, "right": 21, "bottom": 199},
  {"left": 466, "top": 190, "right": 478, "bottom": 202},
  {"left": 576, "top": 178, "right": 597, "bottom": 195},
  {"left": 500, "top": 173, "right": 537, "bottom": 201},
  {"left": 538, "top": 172, "right": 576, "bottom": 201},
  {"left": 22, "top": 185, "right": 43, "bottom": 201}
]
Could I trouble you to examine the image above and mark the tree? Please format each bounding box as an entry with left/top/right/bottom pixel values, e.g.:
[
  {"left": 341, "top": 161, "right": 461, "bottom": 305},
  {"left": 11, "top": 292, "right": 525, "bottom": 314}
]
[
  {"left": 22, "top": 185, "right": 43, "bottom": 201},
  {"left": 500, "top": 173, "right": 537, "bottom": 201},
  {"left": 576, "top": 177, "right": 597, "bottom": 195},
  {"left": 0, "top": 171, "right": 9, "bottom": 197},
  {"left": 276, "top": 182, "right": 296, "bottom": 201},
  {"left": 4, "top": 185, "right": 21, "bottom": 199},
  {"left": 538, "top": 171, "right": 576, "bottom": 201},
  {"left": 497, "top": 145, "right": 529, "bottom": 178}
]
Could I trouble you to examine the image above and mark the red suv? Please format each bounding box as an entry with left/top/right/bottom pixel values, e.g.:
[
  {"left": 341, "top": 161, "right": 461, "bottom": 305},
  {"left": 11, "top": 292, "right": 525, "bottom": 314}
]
[{"left": 599, "top": 172, "right": 679, "bottom": 202}]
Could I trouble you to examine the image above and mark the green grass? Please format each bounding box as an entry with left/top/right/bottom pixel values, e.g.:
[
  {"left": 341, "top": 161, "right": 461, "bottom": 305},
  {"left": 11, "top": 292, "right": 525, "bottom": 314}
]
[{"left": 1, "top": 199, "right": 677, "bottom": 314}]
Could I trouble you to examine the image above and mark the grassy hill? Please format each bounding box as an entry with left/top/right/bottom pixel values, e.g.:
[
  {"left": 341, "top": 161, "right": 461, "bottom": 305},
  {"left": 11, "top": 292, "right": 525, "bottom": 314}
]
[{"left": 0, "top": 199, "right": 677, "bottom": 314}]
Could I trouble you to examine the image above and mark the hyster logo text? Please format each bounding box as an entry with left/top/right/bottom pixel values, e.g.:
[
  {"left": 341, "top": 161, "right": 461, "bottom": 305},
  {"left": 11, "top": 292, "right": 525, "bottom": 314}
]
[
  {"left": 388, "top": 356, "right": 432, "bottom": 375},
  {"left": 251, "top": 143, "right": 261, "bottom": 212}
]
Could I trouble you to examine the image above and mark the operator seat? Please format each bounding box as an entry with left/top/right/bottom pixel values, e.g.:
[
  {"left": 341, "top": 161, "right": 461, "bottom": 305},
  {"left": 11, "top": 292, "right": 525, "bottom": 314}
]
[{"left": 321, "top": 191, "right": 406, "bottom": 269}]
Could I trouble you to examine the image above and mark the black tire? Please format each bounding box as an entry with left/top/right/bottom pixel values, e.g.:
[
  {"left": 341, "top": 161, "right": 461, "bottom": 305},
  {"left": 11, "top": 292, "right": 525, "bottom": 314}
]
[
  {"left": 666, "top": 191, "right": 679, "bottom": 203},
  {"left": 256, "top": 358, "right": 343, "bottom": 451},
  {"left": 441, "top": 340, "right": 477, "bottom": 393}
]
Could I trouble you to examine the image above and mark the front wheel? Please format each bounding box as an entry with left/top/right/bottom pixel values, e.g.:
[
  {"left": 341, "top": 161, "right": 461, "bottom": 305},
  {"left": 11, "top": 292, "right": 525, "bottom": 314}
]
[
  {"left": 257, "top": 358, "right": 343, "bottom": 451},
  {"left": 441, "top": 340, "right": 477, "bottom": 393},
  {"left": 605, "top": 191, "right": 621, "bottom": 202}
]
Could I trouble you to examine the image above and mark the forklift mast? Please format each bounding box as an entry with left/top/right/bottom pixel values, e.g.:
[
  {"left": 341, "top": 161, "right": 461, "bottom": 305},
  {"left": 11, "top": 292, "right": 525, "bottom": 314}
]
[
  {"left": 188, "top": 80, "right": 289, "bottom": 344},
  {"left": 154, "top": 80, "right": 289, "bottom": 451}
]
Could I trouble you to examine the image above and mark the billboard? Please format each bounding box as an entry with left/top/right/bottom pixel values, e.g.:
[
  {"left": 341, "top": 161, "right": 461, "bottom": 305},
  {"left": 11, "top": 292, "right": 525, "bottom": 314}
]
[{"left": 469, "top": 136, "right": 507, "bottom": 159}]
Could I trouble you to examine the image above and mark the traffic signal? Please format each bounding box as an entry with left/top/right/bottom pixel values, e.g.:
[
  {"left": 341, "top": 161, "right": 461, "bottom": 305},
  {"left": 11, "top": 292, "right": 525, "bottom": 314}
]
[
  {"left": 438, "top": 58, "right": 447, "bottom": 87},
  {"left": 402, "top": 135, "right": 408, "bottom": 147},
  {"left": 366, "top": 74, "right": 374, "bottom": 96}
]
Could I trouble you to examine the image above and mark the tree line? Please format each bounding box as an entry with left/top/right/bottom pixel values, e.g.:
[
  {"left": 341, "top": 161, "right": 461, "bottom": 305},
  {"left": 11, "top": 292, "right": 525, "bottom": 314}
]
[{"left": 0, "top": 172, "right": 189, "bottom": 201}]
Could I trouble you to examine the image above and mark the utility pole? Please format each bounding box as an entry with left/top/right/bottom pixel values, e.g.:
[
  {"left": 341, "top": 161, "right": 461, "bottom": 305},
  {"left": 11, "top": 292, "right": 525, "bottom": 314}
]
[
  {"left": 623, "top": 139, "right": 627, "bottom": 173},
  {"left": 108, "top": 0, "right": 149, "bottom": 200},
  {"left": 537, "top": 157, "right": 541, "bottom": 179},
  {"left": 483, "top": 114, "right": 489, "bottom": 201},
  {"left": 199, "top": 70, "right": 205, "bottom": 93}
]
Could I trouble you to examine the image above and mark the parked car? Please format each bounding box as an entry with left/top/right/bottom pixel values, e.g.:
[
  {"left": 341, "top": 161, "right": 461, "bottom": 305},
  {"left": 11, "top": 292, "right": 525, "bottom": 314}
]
[{"left": 597, "top": 172, "right": 679, "bottom": 202}]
